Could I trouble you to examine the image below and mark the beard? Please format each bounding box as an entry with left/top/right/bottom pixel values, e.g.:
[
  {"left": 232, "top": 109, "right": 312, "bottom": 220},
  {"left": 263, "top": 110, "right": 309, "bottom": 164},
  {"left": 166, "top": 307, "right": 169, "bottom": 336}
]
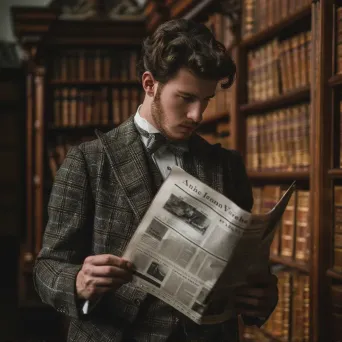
[{"left": 151, "top": 85, "right": 196, "bottom": 141}]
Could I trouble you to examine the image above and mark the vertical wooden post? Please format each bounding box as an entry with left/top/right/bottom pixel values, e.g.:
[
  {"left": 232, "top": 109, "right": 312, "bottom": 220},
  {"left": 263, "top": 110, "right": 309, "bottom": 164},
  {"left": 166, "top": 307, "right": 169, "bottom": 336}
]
[{"left": 310, "top": 0, "right": 333, "bottom": 340}]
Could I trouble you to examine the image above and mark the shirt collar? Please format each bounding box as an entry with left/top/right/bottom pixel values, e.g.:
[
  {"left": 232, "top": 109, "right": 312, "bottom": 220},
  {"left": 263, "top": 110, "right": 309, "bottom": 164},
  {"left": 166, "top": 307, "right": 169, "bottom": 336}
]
[{"left": 134, "top": 105, "right": 160, "bottom": 134}]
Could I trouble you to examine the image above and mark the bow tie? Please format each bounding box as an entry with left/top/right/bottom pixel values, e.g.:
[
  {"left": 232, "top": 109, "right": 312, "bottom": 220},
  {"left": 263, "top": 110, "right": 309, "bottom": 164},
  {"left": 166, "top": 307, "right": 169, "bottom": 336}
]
[{"left": 135, "top": 124, "right": 189, "bottom": 156}]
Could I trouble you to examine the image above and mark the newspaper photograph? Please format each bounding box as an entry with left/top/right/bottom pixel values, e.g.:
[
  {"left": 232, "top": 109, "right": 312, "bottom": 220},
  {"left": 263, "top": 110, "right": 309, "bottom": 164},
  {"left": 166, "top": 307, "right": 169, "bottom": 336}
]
[{"left": 123, "top": 166, "right": 296, "bottom": 325}]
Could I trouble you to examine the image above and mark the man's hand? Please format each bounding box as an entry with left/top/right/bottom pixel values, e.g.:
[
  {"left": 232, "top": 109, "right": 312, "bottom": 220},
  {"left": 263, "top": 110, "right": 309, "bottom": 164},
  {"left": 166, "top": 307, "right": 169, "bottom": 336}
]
[
  {"left": 76, "top": 254, "right": 134, "bottom": 301},
  {"left": 234, "top": 273, "right": 278, "bottom": 319}
]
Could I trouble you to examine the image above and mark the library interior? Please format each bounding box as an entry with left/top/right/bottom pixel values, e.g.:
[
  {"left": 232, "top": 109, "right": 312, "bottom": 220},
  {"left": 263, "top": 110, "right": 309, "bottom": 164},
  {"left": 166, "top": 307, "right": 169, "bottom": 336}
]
[{"left": 0, "top": 0, "right": 341, "bottom": 341}]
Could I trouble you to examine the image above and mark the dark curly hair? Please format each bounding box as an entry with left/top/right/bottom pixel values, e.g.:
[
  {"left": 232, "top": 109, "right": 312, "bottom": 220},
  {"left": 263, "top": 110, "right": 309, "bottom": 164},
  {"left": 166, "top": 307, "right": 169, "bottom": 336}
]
[{"left": 137, "top": 18, "right": 236, "bottom": 89}]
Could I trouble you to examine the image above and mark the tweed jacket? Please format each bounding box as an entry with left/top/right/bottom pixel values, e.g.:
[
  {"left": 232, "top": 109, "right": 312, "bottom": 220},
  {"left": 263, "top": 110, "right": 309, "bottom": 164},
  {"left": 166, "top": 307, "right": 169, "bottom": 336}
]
[{"left": 33, "top": 116, "right": 257, "bottom": 342}]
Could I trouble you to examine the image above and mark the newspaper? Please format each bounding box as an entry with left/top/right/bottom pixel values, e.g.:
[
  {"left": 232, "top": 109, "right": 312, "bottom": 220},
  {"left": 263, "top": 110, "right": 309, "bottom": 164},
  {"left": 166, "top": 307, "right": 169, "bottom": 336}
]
[{"left": 123, "top": 166, "right": 296, "bottom": 325}]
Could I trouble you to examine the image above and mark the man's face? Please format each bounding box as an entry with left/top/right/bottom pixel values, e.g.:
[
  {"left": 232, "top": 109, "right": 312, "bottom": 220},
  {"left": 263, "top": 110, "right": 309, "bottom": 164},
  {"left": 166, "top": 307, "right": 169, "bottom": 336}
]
[{"left": 151, "top": 68, "right": 218, "bottom": 141}]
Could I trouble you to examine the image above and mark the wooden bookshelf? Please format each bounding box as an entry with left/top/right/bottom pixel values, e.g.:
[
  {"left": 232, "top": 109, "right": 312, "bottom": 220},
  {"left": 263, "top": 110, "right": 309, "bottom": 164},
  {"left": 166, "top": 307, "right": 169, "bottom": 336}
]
[
  {"left": 11, "top": 4, "right": 147, "bottom": 341},
  {"left": 270, "top": 255, "right": 310, "bottom": 273},
  {"left": 11, "top": 7, "right": 146, "bottom": 46},
  {"left": 240, "top": 86, "right": 310, "bottom": 114},
  {"left": 238, "top": 0, "right": 323, "bottom": 341},
  {"left": 247, "top": 171, "right": 310, "bottom": 181},
  {"left": 241, "top": 4, "right": 312, "bottom": 48}
]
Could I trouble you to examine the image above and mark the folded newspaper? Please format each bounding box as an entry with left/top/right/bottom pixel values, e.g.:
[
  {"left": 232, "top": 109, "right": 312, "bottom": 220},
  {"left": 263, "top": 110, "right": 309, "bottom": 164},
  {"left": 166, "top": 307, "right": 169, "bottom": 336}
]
[{"left": 123, "top": 166, "right": 296, "bottom": 325}]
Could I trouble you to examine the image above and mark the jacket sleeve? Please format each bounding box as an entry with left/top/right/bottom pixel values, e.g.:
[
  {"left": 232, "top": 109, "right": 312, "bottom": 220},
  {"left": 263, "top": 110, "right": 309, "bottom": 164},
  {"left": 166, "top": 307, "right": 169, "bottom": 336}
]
[{"left": 33, "top": 145, "right": 94, "bottom": 319}]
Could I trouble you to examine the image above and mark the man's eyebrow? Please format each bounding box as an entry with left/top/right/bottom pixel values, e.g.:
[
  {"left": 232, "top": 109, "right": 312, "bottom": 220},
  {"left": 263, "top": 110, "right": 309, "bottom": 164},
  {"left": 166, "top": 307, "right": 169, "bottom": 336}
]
[{"left": 177, "top": 91, "right": 215, "bottom": 99}]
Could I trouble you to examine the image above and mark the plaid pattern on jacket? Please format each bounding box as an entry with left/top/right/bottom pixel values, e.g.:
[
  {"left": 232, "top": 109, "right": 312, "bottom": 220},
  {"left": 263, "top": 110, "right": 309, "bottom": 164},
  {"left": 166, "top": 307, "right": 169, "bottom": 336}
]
[{"left": 33, "top": 116, "right": 256, "bottom": 341}]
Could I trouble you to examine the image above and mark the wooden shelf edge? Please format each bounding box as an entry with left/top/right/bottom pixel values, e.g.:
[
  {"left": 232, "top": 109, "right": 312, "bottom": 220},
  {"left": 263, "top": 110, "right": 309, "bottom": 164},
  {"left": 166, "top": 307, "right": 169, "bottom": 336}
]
[
  {"left": 247, "top": 170, "right": 309, "bottom": 181},
  {"left": 50, "top": 80, "right": 140, "bottom": 86},
  {"left": 170, "top": 0, "right": 215, "bottom": 19},
  {"left": 240, "top": 87, "right": 310, "bottom": 114},
  {"left": 48, "top": 124, "right": 115, "bottom": 132},
  {"left": 328, "top": 74, "right": 342, "bottom": 87},
  {"left": 270, "top": 255, "right": 310, "bottom": 273},
  {"left": 327, "top": 269, "right": 342, "bottom": 281},
  {"left": 241, "top": 4, "right": 312, "bottom": 48},
  {"left": 328, "top": 169, "right": 342, "bottom": 178}
]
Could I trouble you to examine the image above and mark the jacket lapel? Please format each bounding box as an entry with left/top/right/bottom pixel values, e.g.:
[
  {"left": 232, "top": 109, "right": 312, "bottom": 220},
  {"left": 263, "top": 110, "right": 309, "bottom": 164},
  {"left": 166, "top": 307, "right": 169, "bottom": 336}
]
[{"left": 95, "top": 117, "right": 155, "bottom": 223}]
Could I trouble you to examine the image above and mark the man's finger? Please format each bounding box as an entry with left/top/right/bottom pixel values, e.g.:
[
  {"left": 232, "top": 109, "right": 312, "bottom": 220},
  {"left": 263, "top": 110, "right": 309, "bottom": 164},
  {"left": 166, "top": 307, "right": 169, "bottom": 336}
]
[
  {"left": 85, "top": 254, "right": 133, "bottom": 269},
  {"left": 95, "top": 277, "right": 130, "bottom": 287},
  {"left": 88, "top": 265, "right": 133, "bottom": 281}
]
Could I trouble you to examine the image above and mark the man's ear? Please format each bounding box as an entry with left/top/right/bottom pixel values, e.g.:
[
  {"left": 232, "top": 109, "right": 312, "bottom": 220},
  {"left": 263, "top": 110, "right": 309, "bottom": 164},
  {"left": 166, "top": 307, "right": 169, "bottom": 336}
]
[{"left": 142, "top": 71, "right": 157, "bottom": 97}]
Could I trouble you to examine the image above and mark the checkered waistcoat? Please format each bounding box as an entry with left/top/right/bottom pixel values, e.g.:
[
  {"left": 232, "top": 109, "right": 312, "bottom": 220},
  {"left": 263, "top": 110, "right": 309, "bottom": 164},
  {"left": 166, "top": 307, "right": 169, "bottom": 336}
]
[{"left": 33, "top": 116, "right": 254, "bottom": 342}]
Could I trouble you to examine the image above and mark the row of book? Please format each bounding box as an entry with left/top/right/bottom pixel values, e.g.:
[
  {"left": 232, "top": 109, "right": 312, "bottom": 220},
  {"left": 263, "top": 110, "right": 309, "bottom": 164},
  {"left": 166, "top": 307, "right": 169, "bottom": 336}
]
[
  {"left": 52, "top": 87, "right": 231, "bottom": 129},
  {"left": 202, "top": 87, "right": 232, "bottom": 121},
  {"left": 242, "top": 0, "right": 311, "bottom": 38},
  {"left": 337, "top": 8, "right": 342, "bottom": 74},
  {"left": 247, "top": 32, "right": 311, "bottom": 102},
  {"left": 204, "top": 12, "right": 235, "bottom": 50},
  {"left": 253, "top": 185, "right": 310, "bottom": 263},
  {"left": 51, "top": 49, "right": 139, "bottom": 82},
  {"left": 52, "top": 87, "right": 144, "bottom": 128},
  {"left": 198, "top": 122, "right": 231, "bottom": 150},
  {"left": 246, "top": 103, "right": 310, "bottom": 172},
  {"left": 243, "top": 269, "right": 310, "bottom": 342}
]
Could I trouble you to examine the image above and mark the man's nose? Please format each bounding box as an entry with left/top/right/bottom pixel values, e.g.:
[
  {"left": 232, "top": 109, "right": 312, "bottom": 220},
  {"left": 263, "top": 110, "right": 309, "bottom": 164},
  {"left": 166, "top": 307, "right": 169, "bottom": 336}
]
[{"left": 187, "top": 104, "right": 202, "bottom": 123}]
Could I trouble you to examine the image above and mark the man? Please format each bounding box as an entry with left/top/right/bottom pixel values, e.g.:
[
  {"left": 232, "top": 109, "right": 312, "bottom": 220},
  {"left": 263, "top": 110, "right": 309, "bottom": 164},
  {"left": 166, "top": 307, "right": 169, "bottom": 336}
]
[{"left": 33, "top": 18, "right": 278, "bottom": 341}]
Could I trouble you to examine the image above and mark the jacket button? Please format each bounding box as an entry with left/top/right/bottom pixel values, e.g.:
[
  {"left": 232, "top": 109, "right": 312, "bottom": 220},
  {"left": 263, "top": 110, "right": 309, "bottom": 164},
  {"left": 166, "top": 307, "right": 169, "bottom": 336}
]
[{"left": 134, "top": 298, "right": 141, "bottom": 306}]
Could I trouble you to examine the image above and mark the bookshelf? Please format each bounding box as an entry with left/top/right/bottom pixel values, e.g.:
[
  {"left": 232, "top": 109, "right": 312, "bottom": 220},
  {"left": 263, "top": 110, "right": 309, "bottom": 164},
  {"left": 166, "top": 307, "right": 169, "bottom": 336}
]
[
  {"left": 11, "top": 4, "right": 146, "bottom": 340},
  {"left": 239, "top": 0, "right": 342, "bottom": 341},
  {"left": 146, "top": 0, "right": 338, "bottom": 341},
  {"left": 240, "top": 4, "right": 312, "bottom": 49},
  {"left": 237, "top": 0, "right": 324, "bottom": 341}
]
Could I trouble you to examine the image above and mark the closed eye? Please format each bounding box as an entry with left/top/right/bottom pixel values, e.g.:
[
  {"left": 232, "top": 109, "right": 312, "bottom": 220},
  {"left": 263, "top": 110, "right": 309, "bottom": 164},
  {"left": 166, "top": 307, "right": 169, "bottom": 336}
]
[{"left": 181, "top": 96, "right": 196, "bottom": 103}]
